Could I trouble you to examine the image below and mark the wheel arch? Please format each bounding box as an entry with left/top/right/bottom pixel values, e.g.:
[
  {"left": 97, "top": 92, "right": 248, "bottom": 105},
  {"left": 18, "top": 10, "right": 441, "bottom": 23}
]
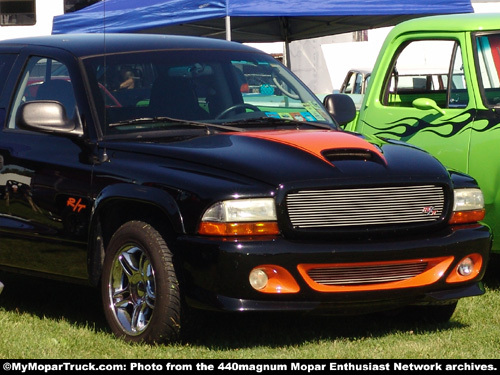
[{"left": 87, "top": 183, "right": 185, "bottom": 286}]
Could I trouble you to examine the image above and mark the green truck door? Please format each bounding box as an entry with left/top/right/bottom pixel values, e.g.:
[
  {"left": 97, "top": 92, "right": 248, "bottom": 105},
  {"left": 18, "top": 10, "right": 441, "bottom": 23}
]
[
  {"left": 356, "top": 36, "right": 475, "bottom": 175},
  {"left": 468, "top": 32, "right": 500, "bottom": 248}
]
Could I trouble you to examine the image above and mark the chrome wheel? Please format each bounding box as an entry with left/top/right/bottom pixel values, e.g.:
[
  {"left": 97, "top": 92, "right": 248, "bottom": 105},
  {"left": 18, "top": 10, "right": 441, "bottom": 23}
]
[
  {"left": 102, "top": 221, "right": 181, "bottom": 343},
  {"left": 108, "top": 244, "right": 156, "bottom": 336}
]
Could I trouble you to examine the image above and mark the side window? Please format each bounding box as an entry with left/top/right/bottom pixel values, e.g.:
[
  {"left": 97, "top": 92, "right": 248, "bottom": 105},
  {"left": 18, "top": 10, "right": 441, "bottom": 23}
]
[
  {"left": 341, "top": 72, "right": 365, "bottom": 94},
  {"left": 341, "top": 72, "right": 357, "bottom": 94},
  {"left": 342, "top": 72, "right": 368, "bottom": 94},
  {"left": 8, "top": 56, "right": 77, "bottom": 129},
  {"left": 476, "top": 33, "right": 500, "bottom": 107},
  {"left": 449, "top": 45, "right": 468, "bottom": 108},
  {"left": 364, "top": 74, "right": 371, "bottom": 93},
  {"left": 353, "top": 73, "right": 364, "bottom": 94},
  {"left": 383, "top": 40, "right": 466, "bottom": 108},
  {"left": 0, "top": 0, "right": 35, "bottom": 26}
]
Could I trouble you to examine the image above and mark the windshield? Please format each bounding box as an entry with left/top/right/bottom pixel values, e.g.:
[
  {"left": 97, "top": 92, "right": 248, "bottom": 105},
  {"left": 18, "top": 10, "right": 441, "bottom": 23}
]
[{"left": 83, "top": 49, "right": 335, "bottom": 137}]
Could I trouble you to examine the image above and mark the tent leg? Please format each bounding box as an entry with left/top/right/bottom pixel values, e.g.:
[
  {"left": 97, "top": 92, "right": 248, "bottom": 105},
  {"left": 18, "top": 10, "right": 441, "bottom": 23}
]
[
  {"left": 284, "top": 41, "right": 291, "bottom": 68},
  {"left": 226, "top": 16, "right": 231, "bottom": 41}
]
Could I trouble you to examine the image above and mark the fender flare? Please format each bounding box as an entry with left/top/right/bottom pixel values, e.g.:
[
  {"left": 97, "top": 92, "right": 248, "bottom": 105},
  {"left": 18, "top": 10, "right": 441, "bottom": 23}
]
[{"left": 86, "top": 183, "right": 185, "bottom": 286}]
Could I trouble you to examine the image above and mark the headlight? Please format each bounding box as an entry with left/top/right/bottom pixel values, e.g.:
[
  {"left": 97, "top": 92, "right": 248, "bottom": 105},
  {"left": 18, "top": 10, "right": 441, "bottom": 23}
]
[
  {"left": 449, "top": 188, "right": 485, "bottom": 224},
  {"left": 199, "top": 198, "right": 279, "bottom": 236},
  {"left": 453, "top": 188, "right": 484, "bottom": 211}
]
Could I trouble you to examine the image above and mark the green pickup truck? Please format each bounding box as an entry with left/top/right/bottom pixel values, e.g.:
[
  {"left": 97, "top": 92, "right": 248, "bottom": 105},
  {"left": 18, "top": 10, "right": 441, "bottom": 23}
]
[{"left": 330, "top": 12, "right": 500, "bottom": 254}]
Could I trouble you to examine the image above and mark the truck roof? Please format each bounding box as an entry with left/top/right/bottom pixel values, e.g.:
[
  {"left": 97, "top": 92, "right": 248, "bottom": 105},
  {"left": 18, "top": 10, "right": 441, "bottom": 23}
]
[
  {"left": 0, "top": 33, "right": 258, "bottom": 57},
  {"left": 390, "top": 12, "right": 500, "bottom": 35}
]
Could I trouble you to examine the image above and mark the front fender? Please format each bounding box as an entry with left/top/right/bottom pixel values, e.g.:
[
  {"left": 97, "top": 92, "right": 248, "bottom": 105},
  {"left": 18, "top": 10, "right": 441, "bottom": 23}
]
[
  {"left": 449, "top": 170, "right": 480, "bottom": 189},
  {"left": 91, "top": 183, "right": 185, "bottom": 233},
  {"left": 86, "top": 183, "right": 185, "bottom": 286}
]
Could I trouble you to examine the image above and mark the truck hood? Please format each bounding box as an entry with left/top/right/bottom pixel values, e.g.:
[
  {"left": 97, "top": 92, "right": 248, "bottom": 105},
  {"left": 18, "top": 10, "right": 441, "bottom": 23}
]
[{"left": 107, "top": 129, "right": 449, "bottom": 186}]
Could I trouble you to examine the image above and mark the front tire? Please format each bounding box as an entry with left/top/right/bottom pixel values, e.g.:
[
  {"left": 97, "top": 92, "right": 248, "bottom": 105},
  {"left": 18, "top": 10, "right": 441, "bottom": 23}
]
[{"left": 101, "top": 221, "right": 181, "bottom": 344}]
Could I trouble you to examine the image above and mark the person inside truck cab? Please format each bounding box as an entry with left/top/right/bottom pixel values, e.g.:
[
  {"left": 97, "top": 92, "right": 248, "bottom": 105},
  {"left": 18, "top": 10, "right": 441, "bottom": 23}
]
[{"left": 119, "top": 68, "right": 135, "bottom": 90}]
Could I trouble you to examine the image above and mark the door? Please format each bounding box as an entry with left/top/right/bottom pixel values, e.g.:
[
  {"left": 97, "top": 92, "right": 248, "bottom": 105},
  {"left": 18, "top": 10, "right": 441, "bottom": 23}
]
[
  {"left": 0, "top": 54, "right": 93, "bottom": 280},
  {"left": 468, "top": 32, "right": 500, "bottom": 252},
  {"left": 357, "top": 38, "right": 475, "bottom": 174}
]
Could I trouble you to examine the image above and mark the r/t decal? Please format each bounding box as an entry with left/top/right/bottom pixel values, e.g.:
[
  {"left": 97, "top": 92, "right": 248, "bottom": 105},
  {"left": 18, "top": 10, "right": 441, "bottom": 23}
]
[{"left": 67, "top": 197, "right": 86, "bottom": 213}]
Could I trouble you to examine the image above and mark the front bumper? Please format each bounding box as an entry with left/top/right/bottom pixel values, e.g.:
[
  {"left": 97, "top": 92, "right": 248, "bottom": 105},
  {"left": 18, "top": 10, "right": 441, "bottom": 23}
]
[{"left": 176, "top": 224, "right": 491, "bottom": 314}]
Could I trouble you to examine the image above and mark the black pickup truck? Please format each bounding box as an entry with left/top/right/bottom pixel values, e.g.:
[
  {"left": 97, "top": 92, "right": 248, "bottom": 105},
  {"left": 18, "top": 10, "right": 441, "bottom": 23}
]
[{"left": 0, "top": 34, "right": 492, "bottom": 344}]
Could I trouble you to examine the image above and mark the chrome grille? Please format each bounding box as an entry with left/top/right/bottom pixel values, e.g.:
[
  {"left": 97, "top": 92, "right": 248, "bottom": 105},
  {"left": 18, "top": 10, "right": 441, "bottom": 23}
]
[
  {"left": 286, "top": 185, "right": 445, "bottom": 228},
  {"left": 306, "top": 262, "right": 429, "bottom": 285}
]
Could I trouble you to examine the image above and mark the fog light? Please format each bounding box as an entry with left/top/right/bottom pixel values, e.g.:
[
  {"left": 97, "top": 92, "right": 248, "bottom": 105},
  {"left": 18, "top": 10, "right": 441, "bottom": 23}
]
[
  {"left": 249, "top": 268, "right": 268, "bottom": 290},
  {"left": 457, "top": 257, "right": 474, "bottom": 276},
  {"left": 446, "top": 253, "right": 483, "bottom": 283},
  {"left": 249, "top": 265, "right": 300, "bottom": 293}
]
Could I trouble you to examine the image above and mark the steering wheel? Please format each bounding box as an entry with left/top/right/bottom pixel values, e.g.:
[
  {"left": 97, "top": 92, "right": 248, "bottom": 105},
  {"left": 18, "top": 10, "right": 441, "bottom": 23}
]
[{"left": 215, "top": 103, "right": 261, "bottom": 119}]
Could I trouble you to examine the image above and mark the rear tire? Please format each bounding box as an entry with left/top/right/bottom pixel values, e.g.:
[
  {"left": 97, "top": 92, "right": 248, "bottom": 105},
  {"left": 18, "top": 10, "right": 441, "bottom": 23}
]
[{"left": 101, "top": 220, "right": 181, "bottom": 344}]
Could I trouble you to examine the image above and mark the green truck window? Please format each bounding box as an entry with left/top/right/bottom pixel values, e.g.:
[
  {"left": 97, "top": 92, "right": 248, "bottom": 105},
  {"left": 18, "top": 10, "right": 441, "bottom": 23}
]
[
  {"left": 384, "top": 40, "right": 462, "bottom": 108},
  {"left": 448, "top": 44, "right": 468, "bottom": 108},
  {"left": 476, "top": 33, "right": 500, "bottom": 107}
]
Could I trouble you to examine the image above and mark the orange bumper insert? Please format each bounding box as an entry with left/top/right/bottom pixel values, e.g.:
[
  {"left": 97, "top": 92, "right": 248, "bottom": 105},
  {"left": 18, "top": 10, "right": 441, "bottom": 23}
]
[
  {"left": 446, "top": 253, "right": 483, "bottom": 283},
  {"left": 297, "top": 257, "right": 454, "bottom": 292}
]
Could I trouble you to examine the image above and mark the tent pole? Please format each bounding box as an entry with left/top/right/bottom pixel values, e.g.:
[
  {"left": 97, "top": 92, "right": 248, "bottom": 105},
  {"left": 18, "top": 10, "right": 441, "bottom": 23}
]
[
  {"left": 284, "top": 41, "right": 291, "bottom": 68},
  {"left": 225, "top": 16, "right": 231, "bottom": 41}
]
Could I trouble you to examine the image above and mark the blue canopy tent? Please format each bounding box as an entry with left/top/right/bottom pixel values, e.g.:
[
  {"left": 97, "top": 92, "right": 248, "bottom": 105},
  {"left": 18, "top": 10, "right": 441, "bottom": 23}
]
[
  {"left": 52, "top": 0, "right": 474, "bottom": 65},
  {"left": 52, "top": 0, "right": 474, "bottom": 42}
]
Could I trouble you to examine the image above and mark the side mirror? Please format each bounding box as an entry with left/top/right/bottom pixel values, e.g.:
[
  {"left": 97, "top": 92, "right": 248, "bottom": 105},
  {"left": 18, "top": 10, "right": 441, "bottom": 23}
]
[
  {"left": 323, "top": 94, "right": 356, "bottom": 127},
  {"left": 16, "top": 101, "right": 75, "bottom": 133},
  {"left": 412, "top": 98, "right": 446, "bottom": 115}
]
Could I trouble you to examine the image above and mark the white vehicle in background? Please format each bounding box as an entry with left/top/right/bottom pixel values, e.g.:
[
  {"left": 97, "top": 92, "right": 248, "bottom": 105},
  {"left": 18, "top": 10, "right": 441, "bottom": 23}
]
[
  {"left": 0, "top": 0, "right": 64, "bottom": 40},
  {"left": 338, "top": 69, "right": 372, "bottom": 110}
]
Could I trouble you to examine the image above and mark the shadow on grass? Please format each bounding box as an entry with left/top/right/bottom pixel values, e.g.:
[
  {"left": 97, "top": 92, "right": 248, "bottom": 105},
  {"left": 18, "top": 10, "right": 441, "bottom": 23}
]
[
  {"left": 181, "top": 309, "right": 467, "bottom": 349},
  {"left": 0, "top": 270, "right": 486, "bottom": 349},
  {"left": 0, "top": 272, "right": 107, "bottom": 333},
  {"left": 484, "top": 254, "right": 500, "bottom": 289}
]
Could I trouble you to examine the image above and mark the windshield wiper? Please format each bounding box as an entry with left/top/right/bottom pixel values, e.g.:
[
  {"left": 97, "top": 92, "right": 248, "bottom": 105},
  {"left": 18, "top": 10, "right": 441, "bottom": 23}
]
[
  {"left": 220, "top": 116, "right": 337, "bottom": 130},
  {"left": 109, "top": 116, "right": 244, "bottom": 133}
]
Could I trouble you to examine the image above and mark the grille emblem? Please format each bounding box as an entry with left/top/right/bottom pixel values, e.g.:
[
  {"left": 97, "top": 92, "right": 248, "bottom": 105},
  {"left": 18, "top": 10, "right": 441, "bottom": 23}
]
[{"left": 422, "top": 206, "right": 438, "bottom": 216}]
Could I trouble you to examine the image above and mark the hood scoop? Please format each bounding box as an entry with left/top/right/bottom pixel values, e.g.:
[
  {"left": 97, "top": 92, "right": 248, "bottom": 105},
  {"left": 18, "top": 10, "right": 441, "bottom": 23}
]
[
  {"left": 322, "top": 148, "right": 386, "bottom": 165},
  {"left": 234, "top": 130, "right": 387, "bottom": 166}
]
